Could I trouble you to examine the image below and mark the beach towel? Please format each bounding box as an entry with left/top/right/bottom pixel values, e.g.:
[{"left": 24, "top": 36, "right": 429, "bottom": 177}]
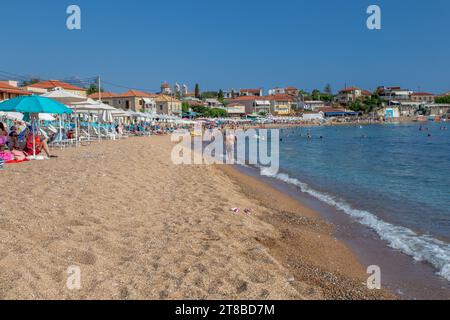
[
  {"left": 0, "top": 151, "right": 14, "bottom": 162},
  {"left": 6, "top": 159, "right": 29, "bottom": 164}
]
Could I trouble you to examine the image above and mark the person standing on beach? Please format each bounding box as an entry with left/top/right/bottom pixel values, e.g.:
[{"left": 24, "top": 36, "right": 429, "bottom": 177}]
[{"left": 226, "top": 130, "right": 236, "bottom": 163}]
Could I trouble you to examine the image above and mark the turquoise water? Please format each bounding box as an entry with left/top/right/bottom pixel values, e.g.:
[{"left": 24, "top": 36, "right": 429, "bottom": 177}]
[{"left": 268, "top": 123, "right": 450, "bottom": 281}]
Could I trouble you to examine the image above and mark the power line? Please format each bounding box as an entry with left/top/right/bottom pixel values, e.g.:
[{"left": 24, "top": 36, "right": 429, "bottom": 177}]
[
  {"left": 0, "top": 68, "right": 161, "bottom": 93},
  {"left": 101, "top": 80, "right": 160, "bottom": 93}
]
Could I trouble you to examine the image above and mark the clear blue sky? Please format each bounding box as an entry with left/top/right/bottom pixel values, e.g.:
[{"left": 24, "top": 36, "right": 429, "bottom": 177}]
[{"left": 1, "top": 0, "right": 449, "bottom": 94}]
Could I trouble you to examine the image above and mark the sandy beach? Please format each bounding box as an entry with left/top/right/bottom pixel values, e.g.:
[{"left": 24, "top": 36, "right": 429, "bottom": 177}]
[{"left": 0, "top": 136, "right": 392, "bottom": 300}]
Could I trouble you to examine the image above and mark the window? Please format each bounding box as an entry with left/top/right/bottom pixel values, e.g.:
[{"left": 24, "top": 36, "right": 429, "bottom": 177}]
[
  {"left": 160, "top": 105, "right": 163, "bottom": 111},
  {"left": 126, "top": 100, "right": 130, "bottom": 108}
]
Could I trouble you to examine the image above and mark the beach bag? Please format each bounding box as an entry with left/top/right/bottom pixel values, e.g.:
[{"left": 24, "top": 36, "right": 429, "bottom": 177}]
[{"left": 11, "top": 150, "right": 27, "bottom": 161}]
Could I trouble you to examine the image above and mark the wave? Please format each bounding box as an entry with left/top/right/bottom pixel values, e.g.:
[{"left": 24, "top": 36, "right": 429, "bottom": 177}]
[{"left": 258, "top": 168, "right": 450, "bottom": 282}]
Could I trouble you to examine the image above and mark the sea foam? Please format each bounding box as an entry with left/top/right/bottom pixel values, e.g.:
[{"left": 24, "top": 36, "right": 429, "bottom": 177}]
[{"left": 259, "top": 168, "right": 450, "bottom": 282}]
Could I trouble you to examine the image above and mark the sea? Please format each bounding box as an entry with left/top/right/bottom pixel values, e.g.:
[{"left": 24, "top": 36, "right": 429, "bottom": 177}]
[{"left": 238, "top": 122, "right": 450, "bottom": 298}]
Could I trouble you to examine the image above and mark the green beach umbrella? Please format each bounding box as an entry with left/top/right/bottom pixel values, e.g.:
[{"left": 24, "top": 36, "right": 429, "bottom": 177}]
[{"left": 0, "top": 95, "right": 73, "bottom": 114}]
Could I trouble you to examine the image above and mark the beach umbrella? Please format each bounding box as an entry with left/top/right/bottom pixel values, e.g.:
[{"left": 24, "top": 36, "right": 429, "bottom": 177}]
[
  {"left": 0, "top": 111, "right": 24, "bottom": 121},
  {"left": 0, "top": 95, "right": 73, "bottom": 114},
  {"left": 39, "top": 113, "right": 56, "bottom": 121},
  {"left": 41, "top": 89, "right": 88, "bottom": 143},
  {"left": 0, "top": 96, "right": 72, "bottom": 159},
  {"left": 41, "top": 89, "right": 87, "bottom": 104}
]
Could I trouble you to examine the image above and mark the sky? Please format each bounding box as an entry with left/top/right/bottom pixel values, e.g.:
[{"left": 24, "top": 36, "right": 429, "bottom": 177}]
[{"left": 1, "top": 0, "right": 449, "bottom": 94}]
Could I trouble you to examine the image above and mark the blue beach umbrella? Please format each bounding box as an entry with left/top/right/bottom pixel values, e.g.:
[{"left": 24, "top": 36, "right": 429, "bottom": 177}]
[{"left": 0, "top": 95, "right": 73, "bottom": 114}]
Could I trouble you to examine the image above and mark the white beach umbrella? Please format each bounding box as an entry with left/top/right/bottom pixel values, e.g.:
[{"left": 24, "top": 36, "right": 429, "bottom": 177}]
[
  {"left": 41, "top": 89, "right": 87, "bottom": 104},
  {"left": 0, "top": 111, "right": 24, "bottom": 121},
  {"left": 39, "top": 113, "right": 56, "bottom": 121},
  {"left": 41, "top": 89, "right": 89, "bottom": 144}
]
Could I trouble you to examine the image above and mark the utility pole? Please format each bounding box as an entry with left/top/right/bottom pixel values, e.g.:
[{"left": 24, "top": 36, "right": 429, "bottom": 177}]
[{"left": 98, "top": 75, "right": 101, "bottom": 102}]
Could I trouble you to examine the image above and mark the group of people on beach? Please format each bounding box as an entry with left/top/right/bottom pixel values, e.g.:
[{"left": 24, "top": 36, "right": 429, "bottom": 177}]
[{"left": 0, "top": 121, "right": 57, "bottom": 165}]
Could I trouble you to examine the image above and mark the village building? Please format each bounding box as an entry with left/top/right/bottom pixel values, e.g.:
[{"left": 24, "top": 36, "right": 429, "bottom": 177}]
[
  {"left": 266, "top": 94, "right": 294, "bottom": 115},
  {"left": 24, "top": 80, "right": 87, "bottom": 97},
  {"left": 160, "top": 82, "right": 172, "bottom": 95},
  {"left": 239, "top": 88, "right": 263, "bottom": 97},
  {"left": 334, "top": 87, "right": 371, "bottom": 105},
  {"left": 410, "top": 92, "right": 435, "bottom": 104},
  {"left": 204, "top": 98, "right": 224, "bottom": 108},
  {"left": 0, "top": 81, "right": 31, "bottom": 101},
  {"left": 302, "top": 100, "right": 328, "bottom": 111},
  {"left": 226, "top": 96, "right": 271, "bottom": 115},
  {"left": 268, "top": 86, "right": 300, "bottom": 96},
  {"left": 154, "top": 94, "right": 182, "bottom": 116},
  {"left": 89, "top": 90, "right": 156, "bottom": 113},
  {"left": 376, "top": 86, "right": 413, "bottom": 103},
  {"left": 225, "top": 103, "right": 246, "bottom": 118}
]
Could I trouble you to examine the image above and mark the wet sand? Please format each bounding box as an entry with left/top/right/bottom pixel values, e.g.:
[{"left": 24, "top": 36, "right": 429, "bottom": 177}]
[{"left": 0, "top": 136, "right": 392, "bottom": 299}]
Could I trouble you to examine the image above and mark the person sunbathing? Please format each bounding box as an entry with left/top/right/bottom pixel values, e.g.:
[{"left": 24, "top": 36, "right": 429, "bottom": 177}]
[
  {"left": 23, "top": 128, "right": 58, "bottom": 158},
  {"left": 0, "top": 122, "right": 7, "bottom": 146}
]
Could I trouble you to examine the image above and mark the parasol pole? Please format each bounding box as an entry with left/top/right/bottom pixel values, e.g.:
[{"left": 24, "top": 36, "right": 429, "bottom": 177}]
[
  {"left": 59, "top": 116, "right": 63, "bottom": 149},
  {"left": 32, "top": 116, "right": 36, "bottom": 159}
]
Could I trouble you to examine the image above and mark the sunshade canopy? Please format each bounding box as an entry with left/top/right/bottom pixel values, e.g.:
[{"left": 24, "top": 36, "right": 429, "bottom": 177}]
[{"left": 0, "top": 95, "right": 73, "bottom": 114}]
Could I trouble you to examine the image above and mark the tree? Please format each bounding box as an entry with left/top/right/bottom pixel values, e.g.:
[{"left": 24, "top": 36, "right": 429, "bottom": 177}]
[
  {"left": 195, "top": 84, "right": 201, "bottom": 99},
  {"left": 182, "top": 102, "right": 190, "bottom": 113},
  {"left": 86, "top": 83, "right": 104, "bottom": 95},
  {"left": 218, "top": 89, "right": 224, "bottom": 103},
  {"left": 436, "top": 96, "right": 450, "bottom": 104},
  {"left": 201, "top": 91, "right": 218, "bottom": 99},
  {"left": 349, "top": 101, "right": 367, "bottom": 113},
  {"left": 364, "top": 93, "right": 383, "bottom": 113},
  {"left": 22, "top": 78, "right": 41, "bottom": 86},
  {"left": 311, "top": 89, "right": 321, "bottom": 101},
  {"left": 207, "top": 108, "right": 227, "bottom": 118},
  {"left": 190, "top": 105, "right": 227, "bottom": 118},
  {"left": 324, "top": 83, "right": 332, "bottom": 95}
]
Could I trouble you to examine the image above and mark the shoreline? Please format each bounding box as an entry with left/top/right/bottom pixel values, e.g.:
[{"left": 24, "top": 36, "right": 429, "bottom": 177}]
[
  {"left": 216, "top": 165, "right": 393, "bottom": 299},
  {"left": 225, "top": 164, "right": 450, "bottom": 300}
]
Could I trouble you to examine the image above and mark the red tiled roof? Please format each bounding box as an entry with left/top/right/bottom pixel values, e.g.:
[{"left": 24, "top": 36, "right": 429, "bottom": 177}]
[
  {"left": 116, "top": 90, "right": 154, "bottom": 98},
  {"left": 265, "top": 94, "right": 294, "bottom": 102},
  {"left": 285, "top": 86, "right": 298, "bottom": 91},
  {"left": 228, "top": 96, "right": 265, "bottom": 102},
  {"left": 240, "top": 88, "right": 261, "bottom": 93},
  {"left": 27, "top": 80, "right": 86, "bottom": 91},
  {"left": 89, "top": 92, "right": 118, "bottom": 99},
  {"left": 339, "top": 87, "right": 360, "bottom": 93},
  {"left": 0, "top": 82, "right": 32, "bottom": 95},
  {"left": 411, "top": 92, "right": 434, "bottom": 96},
  {"left": 362, "top": 90, "right": 372, "bottom": 96}
]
